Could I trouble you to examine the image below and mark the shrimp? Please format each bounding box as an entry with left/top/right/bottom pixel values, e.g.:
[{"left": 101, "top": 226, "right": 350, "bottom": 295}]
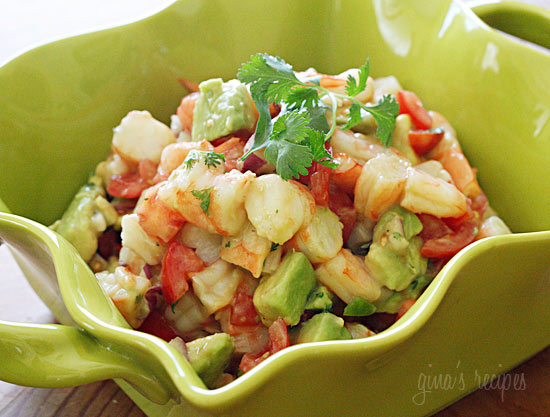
[
  {"left": 475, "top": 216, "right": 512, "bottom": 240},
  {"left": 330, "top": 153, "right": 363, "bottom": 195},
  {"left": 354, "top": 153, "right": 410, "bottom": 220},
  {"left": 314, "top": 248, "right": 381, "bottom": 304},
  {"left": 436, "top": 145, "right": 482, "bottom": 199},
  {"left": 400, "top": 167, "right": 468, "bottom": 218},
  {"left": 244, "top": 174, "right": 316, "bottom": 244},
  {"left": 331, "top": 128, "right": 391, "bottom": 165},
  {"left": 426, "top": 110, "right": 460, "bottom": 159},
  {"left": 120, "top": 213, "right": 165, "bottom": 265},
  {"left": 176, "top": 92, "right": 200, "bottom": 133},
  {"left": 112, "top": 110, "right": 176, "bottom": 164},
  {"left": 155, "top": 140, "right": 213, "bottom": 182},
  {"left": 219, "top": 222, "right": 271, "bottom": 278}
]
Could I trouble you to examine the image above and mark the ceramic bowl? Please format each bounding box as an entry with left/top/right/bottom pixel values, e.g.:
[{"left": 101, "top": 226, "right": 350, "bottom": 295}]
[{"left": 0, "top": 1, "right": 549, "bottom": 416}]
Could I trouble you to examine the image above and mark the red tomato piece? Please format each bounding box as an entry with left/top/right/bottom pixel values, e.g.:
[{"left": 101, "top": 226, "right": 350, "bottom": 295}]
[
  {"left": 239, "top": 350, "right": 270, "bottom": 374},
  {"left": 397, "top": 90, "right": 432, "bottom": 130},
  {"left": 107, "top": 172, "right": 149, "bottom": 198},
  {"left": 268, "top": 318, "right": 289, "bottom": 354},
  {"left": 328, "top": 183, "right": 357, "bottom": 243},
  {"left": 161, "top": 241, "right": 204, "bottom": 305},
  {"left": 421, "top": 219, "right": 479, "bottom": 258},
  {"left": 137, "top": 309, "right": 178, "bottom": 342},
  {"left": 311, "top": 165, "right": 330, "bottom": 206},
  {"left": 408, "top": 129, "right": 444, "bottom": 156},
  {"left": 418, "top": 213, "right": 452, "bottom": 240},
  {"left": 230, "top": 283, "right": 261, "bottom": 327}
]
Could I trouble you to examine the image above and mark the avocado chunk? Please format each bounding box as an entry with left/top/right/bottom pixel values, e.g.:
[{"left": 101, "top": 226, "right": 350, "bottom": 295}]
[
  {"left": 290, "top": 312, "right": 352, "bottom": 344},
  {"left": 365, "top": 206, "right": 427, "bottom": 291},
  {"left": 253, "top": 251, "right": 317, "bottom": 326},
  {"left": 374, "top": 272, "right": 435, "bottom": 314},
  {"left": 305, "top": 285, "right": 334, "bottom": 312},
  {"left": 52, "top": 179, "right": 117, "bottom": 262},
  {"left": 192, "top": 78, "right": 256, "bottom": 142},
  {"left": 186, "top": 333, "right": 234, "bottom": 389}
]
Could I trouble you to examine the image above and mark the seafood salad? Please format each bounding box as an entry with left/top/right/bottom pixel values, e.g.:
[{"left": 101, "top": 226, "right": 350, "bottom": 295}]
[{"left": 52, "top": 54, "right": 511, "bottom": 388}]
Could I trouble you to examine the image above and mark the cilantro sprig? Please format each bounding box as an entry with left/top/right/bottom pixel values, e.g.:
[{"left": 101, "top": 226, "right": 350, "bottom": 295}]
[
  {"left": 183, "top": 150, "right": 225, "bottom": 170},
  {"left": 237, "top": 53, "right": 399, "bottom": 180}
]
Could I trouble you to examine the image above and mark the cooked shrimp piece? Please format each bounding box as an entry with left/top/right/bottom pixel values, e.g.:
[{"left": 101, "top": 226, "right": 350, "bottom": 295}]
[
  {"left": 475, "top": 216, "right": 512, "bottom": 240},
  {"left": 426, "top": 110, "right": 460, "bottom": 159},
  {"left": 401, "top": 167, "right": 468, "bottom": 218},
  {"left": 177, "top": 92, "right": 199, "bottom": 133},
  {"left": 372, "top": 75, "right": 402, "bottom": 102},
  {"left": 96, "top": 266, "right": 151, "bottom": 328},
  {"left": 415, "top": 160, "right": 453, "bottom": 184},
  {"left": 159, "top": 152, "right": 255, "bottom": 236},
  {"left": 315, "top": 249, "right": 381, "bottom": 304},
  {"left": 120, "top": 213, "right": 165, "bottom": 265},
  {"left": 354, "top": 153, "right": 410, "bottom": 220},
  {"left": 293, "top": 206, "right": 343, "bottom": 264},
  {"left": 156, "top": 140, "right": 213, "bottom": 181},
  {"left": 245, "top": 174, "right": 316, "bottom": 244},
  {"left": 191, "top": 259, "right": 245, "bottom": 315},
  {"left": 165, "top": 290, "right": 211, "bottom": 339},
  {"left": 331, "top": 128, "right": 391, "bottom": 165},
  {"left": 220, "top": 222, "right": 271, "bottom": 278},
  {"left": 95, "top": 152, "right": 131, "bottom": 186},
  {"left": 179, "top": 223, "right": 223, "bottom": 265},
  {"left": 436, "top": 145, "right": 482, "bottom": 199},
  {"left": 112, "top": 110, "right": 176, "bottom": 164},
  {"left": 330, "top": 153, "right": 362, "bottom": 195},
  {"left": 136, "top": 183, "right": 186, "bottom": 243}
]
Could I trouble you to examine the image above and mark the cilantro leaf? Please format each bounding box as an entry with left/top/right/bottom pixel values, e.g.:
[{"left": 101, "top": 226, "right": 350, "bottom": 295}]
[
  {"left": 264, "top": 139, "right": 313, "bottom": 180},
  {"left": 203, "top": 152, "right": 225, "bottom": 168},
  {"left": 191, "top": 187, "right": 213, "bottom": 215},
  {"left": 304, "top": 106, "right": 330, "bottom": 133},
  {"left": 241, "top": 93, "right": 273, "bottom": 159},
  {"left": 365, "top": 94, "right": 400, "bottom": 146},
  {"left": 238, "top": 53, "right": 299, "bottom": 104},
  {"left": 271, "top": 111, "right": 311, "bottom": 144},
  {"left": 345, "top": 59, "right": 370, "bottom": 97},
  {"left": 341, "top": 102, "right": 362, "bottom": 131},
  {"left": 285, "top": 87, "right": 320, "bottom": 110},
  {"left": 307, "top": 130, "right": 337, "bottom": 169}
]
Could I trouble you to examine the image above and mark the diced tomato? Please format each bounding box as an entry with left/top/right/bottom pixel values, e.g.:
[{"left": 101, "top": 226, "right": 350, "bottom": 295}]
[
  {"left": 230, "top": 283, "right": 261, "bottom": 327},
  {"left": 408, "top": 128, "right": 444, "bottom": 156},
  {"left": 328, "top": 183, "right": 357, "bottom": 243},
  {"left": 161, "top": 241, "right": 204, "bottom": 305},
  {"left": 418, "top": 213, "right": 453, "bottom": 240},
  {"left": 311, "top": 164, "right": 331, "bottom": 206},
  {"left": 137, "top": 185, "right": 185, "bottom": 243},
  {"left": 421, "top": 219, "right": 479, "bottom": 258},
  {"left": 97, "top": 228, "right": 122, "bottom": 259},
  {"left": 137, "top": 309, "right": 178, "bottom": 342},
  {"left": 397, "top": 90, "right": 432, "bottom": 130},
  {"left": 107, "top": 172, "right": 149, "bottom": 198},
  {"left": 268, "top": 318, "right": 289, "bottom": 354},
  {"left": 397, "top": 299, "right": 416, "bottom": 320},
  {"left": 238, "top": 318, "right": 289, "bottom": 374}
]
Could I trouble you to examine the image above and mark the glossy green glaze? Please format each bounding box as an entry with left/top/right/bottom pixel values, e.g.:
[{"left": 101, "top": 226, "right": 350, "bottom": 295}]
[{"left": 0, "top": 0, "right": 549, "bottom": 416}]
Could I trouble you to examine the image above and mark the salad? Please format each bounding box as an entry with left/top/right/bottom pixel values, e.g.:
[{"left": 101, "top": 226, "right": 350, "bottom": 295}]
[{"left": 51, "top": 54, "right": 511, "bottom": 388}]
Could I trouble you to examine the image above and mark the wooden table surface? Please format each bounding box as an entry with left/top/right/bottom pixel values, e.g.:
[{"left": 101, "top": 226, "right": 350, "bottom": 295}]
[{"left": 1, "top": 1, "right": 549, "bottom": 416}]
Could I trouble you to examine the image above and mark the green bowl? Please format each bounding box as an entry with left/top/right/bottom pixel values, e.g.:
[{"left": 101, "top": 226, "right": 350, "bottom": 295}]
[{"left": 1, "top": 1, "right": 549, "bottom": 416}]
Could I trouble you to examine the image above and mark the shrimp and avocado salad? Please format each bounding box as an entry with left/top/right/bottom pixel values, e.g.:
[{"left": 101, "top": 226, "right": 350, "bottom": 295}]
[{"left": 52, "top": 54, "right": 511, "bottom": 388}]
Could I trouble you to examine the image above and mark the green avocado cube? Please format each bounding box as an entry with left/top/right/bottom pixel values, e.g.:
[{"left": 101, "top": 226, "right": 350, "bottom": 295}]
[
  {"left": 253, "top": 251, "right": 317, "bottom": 326},
  {"left": 186, "top": 333, "right": 234, "bottom": 389},
  {"left": 192, "top": 78, "right": 256, "bottom": 142},
  {"left": 290, "top": 312, "right": 352, "bottom": 344},
  {"left": 305, "top": 285, "right": 334, "bottom": 312}
]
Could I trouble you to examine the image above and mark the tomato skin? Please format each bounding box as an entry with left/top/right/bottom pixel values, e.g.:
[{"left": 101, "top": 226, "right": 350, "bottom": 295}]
[
  {"left": 230, "top": 283, "right": 261, "bottom": 327},
  {"left": 310, "top": 165, "right": 330, "bottom": 206},
  {"left": 420, "top": 219, "right": 478, "bottom": 258},
  {"left": 397, "top": 90, "right": 432, "bottom": 130},
  {"left": 328, "top": 183, "right": 357, "bottom": 243},
  {"left": 239, "top": 318, "right": 289, "bottom": 374},
  {"left": 397, "top": 299, "right": 416, "bottom": 320},
  {"left": 408, "top": 129, "right": 444, "bottom": 156},
  {"left": 161, "top": 241, "right": 204, "bottom": 305},
  {"left": 418, "top": 214, "right": 452, "bottom": 240},
  {"left": 137, "top": 309, "right": 178, "bottom": 342}
]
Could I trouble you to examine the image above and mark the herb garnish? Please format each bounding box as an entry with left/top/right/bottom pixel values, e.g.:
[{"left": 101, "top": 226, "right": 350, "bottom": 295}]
[
  {"left": 237, "top": 53, "right": 399, "bottom": 180},
  {"left": 191, "top": 187, "right": 213, "bottom": 215},
  {"left": 183, "top": 150, "right": 225, "bottom": 170}
]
